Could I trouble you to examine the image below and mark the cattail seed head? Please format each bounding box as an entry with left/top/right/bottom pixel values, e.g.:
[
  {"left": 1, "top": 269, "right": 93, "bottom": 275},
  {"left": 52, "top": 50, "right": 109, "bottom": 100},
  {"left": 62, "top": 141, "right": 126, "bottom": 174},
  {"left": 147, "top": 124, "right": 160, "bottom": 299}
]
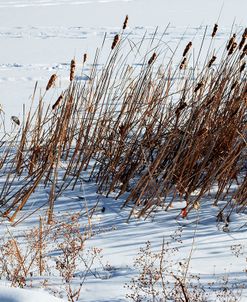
[
  {"left": 52, "top": 93, "right": 64, "bottom": 110},
  {"left": 226, "top": 34, "right": 236, "bottom": 51},
  {"left": 70, "top": 59, "right": 76, "bottom": 81},
  {"left": 240, "top": 44, "right": 247, "bottom": 60},
  {"left": 208, "top": 55, "right": 216, "bottom": 68},
  {"left": 230, "top": 81, "right": 238, "bottom": 91},
  {"left": 212, "top": 24, "right": 218, "bottom": 38},
  {"left": 239, "top": 29, "right": 247, "bottom": 50},
  {"left": 46, "top": 74, "right": 57, "bottom": 91},
  {"left": 194, "top": 81, "right": 204, "bottom": 93},
  {"left": 83, "top": 53, "right": 87, "bottom": 64},
  {"left": 175, "top": 101, "right": 187, "bottom": 116},
  {"left": 179, "top": 57, "right": 187, "bottom": 70},
  {"left": 239, "top": 37, "right": 246, "bottom": 51},
  {"left": 240, "top": 62, "right": 246, "bottom": 73},
  {"left": 111, "top": 34, "right": 120, "bottom": 50},
  {"left": 123, "top": 15, "right": 129, "bottom": 30},
  {"left": 148, "top": 52, "right": 157, "bottom": 65},
  {"left": 182, "top": 41, "right": 192, "bottom": 57},
  {"left": 228, "top": 42, "right": 237, "bottom": 55}
]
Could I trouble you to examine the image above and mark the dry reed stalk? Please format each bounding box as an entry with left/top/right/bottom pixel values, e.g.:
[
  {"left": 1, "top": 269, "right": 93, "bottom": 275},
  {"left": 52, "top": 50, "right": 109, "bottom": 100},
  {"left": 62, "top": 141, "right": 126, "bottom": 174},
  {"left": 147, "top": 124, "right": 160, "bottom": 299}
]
[
  {"left": 12, "top": 237, "right": 27, "bottom": 277},
  {"left": 39, "top": 216, "right": 43, "bottom": 275}
]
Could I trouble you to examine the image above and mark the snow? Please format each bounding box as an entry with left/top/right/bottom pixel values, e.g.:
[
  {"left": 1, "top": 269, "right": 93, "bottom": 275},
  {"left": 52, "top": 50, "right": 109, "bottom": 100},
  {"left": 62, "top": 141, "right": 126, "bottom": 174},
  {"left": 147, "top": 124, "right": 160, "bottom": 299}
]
[
  {"left": 0, "top": 286, "right": 63, "bottom": 302},
  {"left": 0, "top": 0, "right": 247, "bottom": 301},
  {"left": 0, "top": 0, "right": 246, "bottom": 125}
]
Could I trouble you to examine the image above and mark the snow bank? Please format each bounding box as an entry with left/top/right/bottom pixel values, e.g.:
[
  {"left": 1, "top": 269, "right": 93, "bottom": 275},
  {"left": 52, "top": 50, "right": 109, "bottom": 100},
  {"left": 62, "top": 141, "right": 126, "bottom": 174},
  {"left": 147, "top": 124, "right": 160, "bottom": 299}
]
[{"left": 0, "top": 286, "right": 63, "bottom": 302}]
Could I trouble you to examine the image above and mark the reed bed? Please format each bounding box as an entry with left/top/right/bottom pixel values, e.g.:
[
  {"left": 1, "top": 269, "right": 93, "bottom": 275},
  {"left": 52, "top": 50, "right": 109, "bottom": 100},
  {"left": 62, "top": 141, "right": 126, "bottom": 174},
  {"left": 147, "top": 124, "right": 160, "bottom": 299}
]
[{"left": 0, "top": 20, "right": 246, "bottom": 223}]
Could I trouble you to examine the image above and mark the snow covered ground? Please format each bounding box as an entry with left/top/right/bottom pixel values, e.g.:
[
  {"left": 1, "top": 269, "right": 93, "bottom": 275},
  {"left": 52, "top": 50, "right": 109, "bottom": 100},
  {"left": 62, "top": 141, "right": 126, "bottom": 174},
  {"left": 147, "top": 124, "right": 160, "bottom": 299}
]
[
  {"left": 0, "top": 0, "right": 247, "bottom": 301},
  {"left": 0, "top": 285, "right": 63, "bottom": 302}
]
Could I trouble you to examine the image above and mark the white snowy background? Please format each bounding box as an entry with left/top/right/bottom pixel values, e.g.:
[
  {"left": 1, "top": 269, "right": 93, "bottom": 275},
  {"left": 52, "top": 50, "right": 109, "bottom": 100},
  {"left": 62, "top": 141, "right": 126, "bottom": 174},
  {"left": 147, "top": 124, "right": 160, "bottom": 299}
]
[{"left": 0, "top": 0, "right": 247, "bottom": 301}]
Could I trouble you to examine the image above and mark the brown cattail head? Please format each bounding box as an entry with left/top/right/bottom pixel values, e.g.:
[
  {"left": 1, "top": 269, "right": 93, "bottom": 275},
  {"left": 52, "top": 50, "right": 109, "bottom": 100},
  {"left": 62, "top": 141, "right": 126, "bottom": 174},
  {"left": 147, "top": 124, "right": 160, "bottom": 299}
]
[
  {"left": 230, "top": 81, "right": 238, "bottom": 91},
  {"left": 52, "top": 93, "right": 64, "bottom": 110},
  {"left": 123, "top": 15, "right": 129, "bottom": 30},
  {"left": 111, "top": 34, "right": 120, "bottom": 50},
  {"left": 208, "top": 55, "right": 217, "bottom": 68},
  {"left": 70, "top": 59, "right": 76, "bottom": 81},
  {"left": 212, "top": 24, "right": 218, "bottom": 38},
  {"left": 83, "top": 53, "right": 87, "bottom": 64},
  {"left": 179, "top": 57, "right": 187, "bottom": 70},
  {"left": 239, "top": 38, "right": 246, "bottom": 51},
  {"left": 226, "top": 34, "right": 236, "bottom": 51},
  {"left": 175, "top": 100, "right": 187, "bottom": 116},
  {"left": 228, "top": 42, "right": 237, "bottom": 55},
  {"left": 182, "top": 41, "right": 192, "bottom": 57},
  {"left": 240, "top": 62, "right": 246, "bottom": 73},
  {"left": 148, "top": 52, "right": 157, "bottom": 65},
  {"left": 46, "top": 74, "right": 57, "bottom": 91},
  {"left": 194, "top": 81, "right": 204, "bottom": 93},
  {"left": 238, "top": 28, "right": 247, "bottom": 50},
  {"left": 240, "top": 44, "right": 247, "bottom": 60}
]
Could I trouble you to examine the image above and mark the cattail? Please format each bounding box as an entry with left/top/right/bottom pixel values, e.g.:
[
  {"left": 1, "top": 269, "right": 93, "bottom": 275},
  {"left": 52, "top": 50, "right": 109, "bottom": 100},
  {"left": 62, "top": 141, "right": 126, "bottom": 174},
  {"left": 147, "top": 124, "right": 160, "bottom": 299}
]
[
  {"left": 83, "top": 53, "right": 87, "bottom": 64},
  {"left": 182, "top": 41, "right": 192, "bottom": 57},
  {"left": 46, "top": 74, "right": 57, "bottom": 91},
  {"left": 11, "top": 116, "right": 20, "bottom": 126},
  {"left": 239, "top": 37, "right": 246, "bottom": 51},
  {"left": 226, "top": 34, "right": 236, "bottom": 51},
  {"left": 240, "top": 62, "right": 246, "bottom": 73},
  {"left": 230, "top": 81, "right": 238, "bottom": 91},
  {"left": 179, "top": 57, "right": 187, "bottom": 70},
  {"left": 70, "top": 59, "right": 76, "bottom": 81},
  {"left": 148, "top": 52, "right": 157, "bottom": 65},
  {"left": 52, "top": 93, "right": 64, "bottom": 110},
  {"left": 123, "top": 15, "right": 128, "bottom": 30},
  {"left": 239, "top": 28, "right": 247, "bottom": 50},
  {"left": 240, "top": 44, "right": 247, "bottom": 60},
  {"left": 208, "top": 55, "right": 216, "bottom": 68},
  {"left": 240, "top": 52, "right": 245, "bottom": 60},
  {"left": 228, "top": 42, "right": 237, "bottom": 55},
  {"left": 111, "top": 34, "right": 119, "bottom": 50},
  {"left": 194, "top": 81, "right": 204, "bottom": 93},
  {"left": 175, "top": 100, "right": 187, "bottom": 116},
  {"left": 211, "top": 24, "right": 218, "bottom": 38}
]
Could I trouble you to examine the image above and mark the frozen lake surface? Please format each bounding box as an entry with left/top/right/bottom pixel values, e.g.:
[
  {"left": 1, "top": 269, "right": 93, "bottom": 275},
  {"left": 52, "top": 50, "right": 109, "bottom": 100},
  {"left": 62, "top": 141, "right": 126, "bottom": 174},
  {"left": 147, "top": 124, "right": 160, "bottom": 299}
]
[{"left": 0, "top": 0, "right": 246, "bottom": 122}]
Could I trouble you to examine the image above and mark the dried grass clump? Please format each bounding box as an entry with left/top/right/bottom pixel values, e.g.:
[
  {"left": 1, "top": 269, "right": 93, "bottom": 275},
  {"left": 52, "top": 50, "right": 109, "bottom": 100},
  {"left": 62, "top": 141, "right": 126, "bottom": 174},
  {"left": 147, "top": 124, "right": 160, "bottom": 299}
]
[{"left": 0, "top": 20, "right": 246, "bottom": 223}]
